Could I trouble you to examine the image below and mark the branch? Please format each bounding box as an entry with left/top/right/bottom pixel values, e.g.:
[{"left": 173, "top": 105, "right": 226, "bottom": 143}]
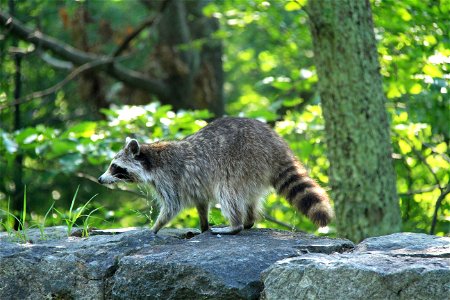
[
  {"left": 38, "top": 51, "right": 73, "bottom": 70},
  {"left": 1, "top": 11, "right": 96, "bottom": 65},
  {"left": 393, "top": 133, "right": 448, "bottom": 235},
  {"left": 263, "top": 213, "right": 304, "bottom": 232},
  {"left": 112, "top": 0, "right": 171, "bottom": 57},
  {"left": 0, "top": 57, "right": 113, "bottom": 111},
  {"left": 397, "top": 135, "right": 441, "bottom": 188},
  {"left": 422, "top": 142, "right": 450, "bottom": 164},
  {"left": 398, "top": 185, "right": 440, "bottom": 197},
  {"left": 0, "top": 11, "right": 171, "bottom": 100},
  {"left": 430, "top": 182, "right": 450, "bottom": 235}
]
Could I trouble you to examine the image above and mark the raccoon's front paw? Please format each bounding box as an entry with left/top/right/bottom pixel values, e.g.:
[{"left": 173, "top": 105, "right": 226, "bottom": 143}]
[{"left": 210, "top": 225, "right": 244, "bottom": 235}]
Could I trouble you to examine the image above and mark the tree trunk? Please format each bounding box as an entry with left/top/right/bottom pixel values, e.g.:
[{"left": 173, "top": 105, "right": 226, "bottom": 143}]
[
  {"left": 141, "top": 0, "right": 224, "bottom": 117},
  {"left": 307, "top": 0, "right": 401, "bottom": 241},
  {"left": 69, "top": 5, "right": 108, "bottom": 117}
]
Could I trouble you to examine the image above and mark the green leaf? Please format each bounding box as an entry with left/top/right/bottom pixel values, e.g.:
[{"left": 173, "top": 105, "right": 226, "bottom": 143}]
[
  {"left": 409, "top": 83, "right": 422, "bottom": 94},
  {"left": 434, "top": 142, "right": 447, "bottom": 154},
  {"left": 282, "top": 98, "right": 303, "bottom": 107},
  {"left": 398, "top": 7, "right": 412, "bottom": 21},
  {"left": 63, "top": 122, "right": 97, "bottom": 139},
  {"left": 272, "top": 81, "right": 292, "bottom": 91},
  {"left": 422, "top": 64, "right": 443, "bottom": 77},
  {"left": 284, "top": 1, "right": 305, "bottom": 11},
  {"left": 50, "top": 140, "right": 77, "bottom": 157},
  {"left": 15, "top": 128, "right": 39, "bottom": 145},
  {"left": 398, "top": 140, "right": 411, "bottom": 154}
]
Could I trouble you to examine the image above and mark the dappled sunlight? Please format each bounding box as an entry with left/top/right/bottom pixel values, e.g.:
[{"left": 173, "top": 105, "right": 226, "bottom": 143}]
[{"left": 0, "top": 0, "right": 447, "bottom": 238}]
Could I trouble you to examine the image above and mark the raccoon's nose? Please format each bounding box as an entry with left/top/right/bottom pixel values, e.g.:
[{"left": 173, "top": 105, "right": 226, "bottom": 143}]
[{"left": 98, "top": 176, "right": 103, "bottom": 184}]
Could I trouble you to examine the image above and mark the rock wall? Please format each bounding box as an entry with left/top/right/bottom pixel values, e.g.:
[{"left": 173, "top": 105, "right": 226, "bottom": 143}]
[{"left": 0, "top": 227, "right": 448, "bottom": 299}]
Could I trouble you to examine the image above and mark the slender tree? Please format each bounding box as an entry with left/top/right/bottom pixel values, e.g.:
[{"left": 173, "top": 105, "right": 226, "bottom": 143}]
[{"left": 307, "top": 0, "right": 401, "bottom": 241}]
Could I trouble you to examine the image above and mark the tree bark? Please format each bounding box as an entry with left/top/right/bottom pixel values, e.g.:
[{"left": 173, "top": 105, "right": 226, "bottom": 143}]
[
  {"left": 307, "top": 0, "right": 401, "bottom": 241},
  {"left": 142, "top": 0, "right": 224, "bottom": 116}
]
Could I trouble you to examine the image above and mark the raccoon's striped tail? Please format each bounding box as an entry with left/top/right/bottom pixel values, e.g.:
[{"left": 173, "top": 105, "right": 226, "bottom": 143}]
[{"left": 273, "top": 161, "right": 334, "bottom": 227}]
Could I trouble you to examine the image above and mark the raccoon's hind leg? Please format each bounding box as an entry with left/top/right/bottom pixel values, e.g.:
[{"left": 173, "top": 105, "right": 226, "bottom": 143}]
[
  {"left": 210, "top": 190, "right": 244, "bottom": 235},
  {"left": 243, "top": 200, "right": 261, "bottom": 229},
  {"left": 196, "top": 202, "right": 210, "bottom": 232}
]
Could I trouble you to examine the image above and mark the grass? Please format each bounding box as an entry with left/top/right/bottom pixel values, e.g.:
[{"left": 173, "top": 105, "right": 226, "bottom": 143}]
[
  {"left": 0, "top": 185, "right": 101, "bottom": 242},
  {"left": 54, "top": 185, "right": 99, "bottom": 237},
  {"left": 35, "top": 202, "right": 55, "bottom": 240},
  {"left": 0, "top": 186, "right": 29, "bottom": 243},
  {"left": 81, "top": 206, "right": 102, "bottom": 237}
]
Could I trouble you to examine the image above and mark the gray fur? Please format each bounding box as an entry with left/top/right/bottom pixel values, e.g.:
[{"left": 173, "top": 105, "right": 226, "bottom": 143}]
[{"left": 98, "top": 117, "right": 334, "bottom": 234}]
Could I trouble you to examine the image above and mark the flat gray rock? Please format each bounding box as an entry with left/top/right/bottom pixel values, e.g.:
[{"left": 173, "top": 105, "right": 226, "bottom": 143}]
[
  {"left": 355, "top": 232, "right": 450, "bottom": 258},
  {"left": 262, "top": 233, "right": 450, "bottom": 300},
  {"left": 0, "top": 227, "right": 353, "bottom": 300}
]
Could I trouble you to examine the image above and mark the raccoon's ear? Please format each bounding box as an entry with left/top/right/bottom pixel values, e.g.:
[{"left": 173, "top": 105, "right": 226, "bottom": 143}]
[{"left": 125, "top": 138, "right": 140, "bottom": 156}]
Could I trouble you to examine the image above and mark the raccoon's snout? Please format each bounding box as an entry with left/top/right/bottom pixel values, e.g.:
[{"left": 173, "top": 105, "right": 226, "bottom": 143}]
[
  {"left": 98, "top": 173, "right": 114, "bottom": 185},
  {"left": 98, "top": 175, "right": 108, "bottom": 184}
]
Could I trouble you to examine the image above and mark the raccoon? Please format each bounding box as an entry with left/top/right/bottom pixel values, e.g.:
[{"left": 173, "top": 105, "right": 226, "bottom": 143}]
[{"left": 98, "top": 117, "right": 333, "bottom": 235}]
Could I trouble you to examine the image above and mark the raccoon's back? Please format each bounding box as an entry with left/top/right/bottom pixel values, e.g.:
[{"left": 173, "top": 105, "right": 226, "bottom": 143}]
[
  {"left": 186, "top": 117, "right": 290, "bottom": 157},
  {"left": 186, "top": 118, "right": 290, "bottom": 168},
  {"left": 180, "top": 118, "right": 293, "bottom": 192}
]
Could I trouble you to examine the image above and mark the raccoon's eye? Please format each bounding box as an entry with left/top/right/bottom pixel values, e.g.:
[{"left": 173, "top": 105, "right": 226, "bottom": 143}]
[
  {"left": 111, "top": 164, "right": 130, "bottom": 179},
  {"left": 110, "top": 164, "right": 119, "bottom": 173}
]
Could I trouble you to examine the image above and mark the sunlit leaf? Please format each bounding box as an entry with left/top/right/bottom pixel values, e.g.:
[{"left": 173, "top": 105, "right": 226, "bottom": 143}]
[
  {"left": 284, "top": 1, "right": 305, "bottom": 11},
  {"left": 398, "top": 140, "right": 411, "bottom": 154},
  {"left": 63, "top": 122, "right": 97, "bottom": 139},
  {"left": 422, "top": 64, "right": 443, "bottom": 77},
  {"left": 409, "top": 83, "right": 422, "bottom": 94},
  {"left": 282, "top": 98, "right": 303, "bottom": 107},
  {"left": 434, "top": 143, "right": 447, "bottom": 154},
  {"left": 397, "top": 7, "right": 412, "bottom": 21}
]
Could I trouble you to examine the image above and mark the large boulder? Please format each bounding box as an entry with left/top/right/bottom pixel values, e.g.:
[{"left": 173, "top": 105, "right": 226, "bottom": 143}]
[
  {"left": 0, "top": 227, "right": 353, "bottom": 300},
  {"left": 261, "top": 233, "right": 450, "bottom": 300}
]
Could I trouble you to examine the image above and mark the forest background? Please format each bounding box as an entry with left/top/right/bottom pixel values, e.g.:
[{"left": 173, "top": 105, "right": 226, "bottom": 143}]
[{"left": 0, "top": 0, "right": 448, "bottom": 241}]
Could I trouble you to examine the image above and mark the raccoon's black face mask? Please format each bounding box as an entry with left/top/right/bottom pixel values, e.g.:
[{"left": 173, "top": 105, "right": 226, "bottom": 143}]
[
  {"left": 98, "top": 138, "right": 143, "bottom": 184},
  {"left": 109, "top": 163, "right": 132, "bottom": 181}
]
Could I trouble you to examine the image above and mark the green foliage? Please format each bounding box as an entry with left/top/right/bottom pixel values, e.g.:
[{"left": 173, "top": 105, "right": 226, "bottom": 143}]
[
  {"left": 0, "top": 0, "right": 448, "bottom": 237},
  {"left": 0, "top": 103, "right": 212, "bottom": 232}
]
